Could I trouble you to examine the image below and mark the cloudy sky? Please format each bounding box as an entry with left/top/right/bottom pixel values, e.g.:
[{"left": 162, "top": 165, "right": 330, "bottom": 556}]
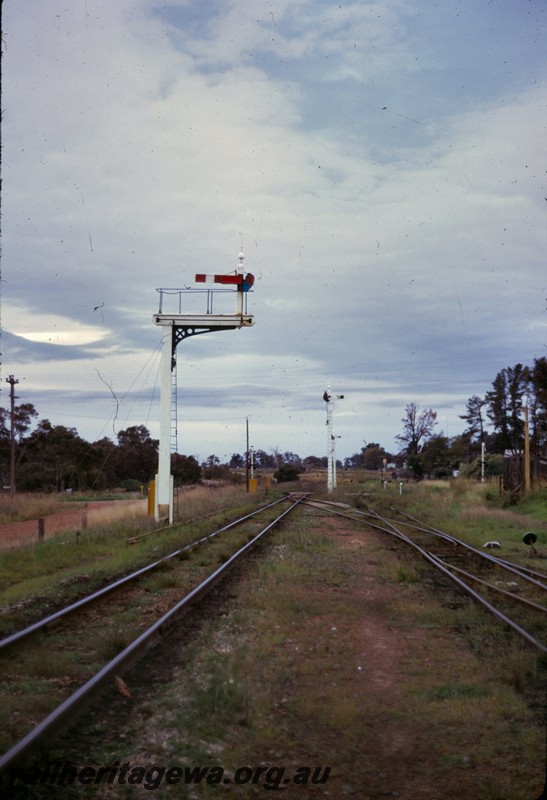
[{"left": 2, "top": 0, "right": 546, "bottom": 463}]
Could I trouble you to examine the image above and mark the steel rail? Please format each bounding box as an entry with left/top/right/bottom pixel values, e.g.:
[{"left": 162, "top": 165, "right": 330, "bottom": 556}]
[
  {"left": 125, "top": 501, "right": 248, "bottom": 544},
  {"left": 303, "top": 500, "right": 547, "bottom": 654},
  {"left": 483, "top": 554, "right": 547, "bottom": 583},
  {"left": 344, "top": 504, "right": 547, "bottom": 592},
  {"left": 394, "top": 517, "right": 547, "bottom": 590},
  {"left": 0, "top": 494, "right": 307, "bottom": 777},
  {"left": 0, "top": 496, "right": 289, "bottom": 652},
  {"left": 394, "top": 509, "right": 547, "bottom": 590},
  {"left": 421, "top": 549, "right": 547, "bottom": 654},
  {"left": 361, "top": 508, "right": 547, "bottom": 638},
  {"left": 370, "top": 507, "right": 547, "bottom": 651},
  {"left": 432, "top": 557, "right": 547, "bottom": 613}
]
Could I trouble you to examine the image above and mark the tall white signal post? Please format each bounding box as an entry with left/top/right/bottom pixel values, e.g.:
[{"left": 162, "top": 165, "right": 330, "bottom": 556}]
[
  {"left": 323, "top": 387, "right": 344, "bottom": 493},
  {"left": 153, "top": 253, "right": 255, "bottom": 522}
]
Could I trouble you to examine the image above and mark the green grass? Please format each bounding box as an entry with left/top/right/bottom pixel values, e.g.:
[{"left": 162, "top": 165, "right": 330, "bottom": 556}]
[
  {"left": 513, "top": 487, "right": 547, "bottom": 525},
  {"left": 0, "top": 489, "right": 266, "bottom": 611},
  {"left": 349, "top": 477, "right": 547, "bottom": 559},
  {"left": 426, "top": 683, "right": 490, "bottom": 701},
  {"left": 186, "top": 654, "right": 253, "bottom": 731}
]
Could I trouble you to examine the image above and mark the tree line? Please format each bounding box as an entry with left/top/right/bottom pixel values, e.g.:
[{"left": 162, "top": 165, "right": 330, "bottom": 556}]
[
  {"left": 1, "top": 357, "right": 545, "bottom": 492},
  {"left": 0, "top": 413, "right": 163, "bottom": 493},
  {"left": 377, "top": 357, "right": 547, "bottom": 480}
]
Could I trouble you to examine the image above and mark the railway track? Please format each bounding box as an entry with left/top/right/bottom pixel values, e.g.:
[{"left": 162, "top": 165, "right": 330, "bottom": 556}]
[
  {"left": 0, "top": 495, "right": 291, "bottom": 651},
  {"left": 0, "top": 493, "right": 308, "bottom": 777},
  {"left": 304, "top": 498, "right": 547, "bottom": 655}
]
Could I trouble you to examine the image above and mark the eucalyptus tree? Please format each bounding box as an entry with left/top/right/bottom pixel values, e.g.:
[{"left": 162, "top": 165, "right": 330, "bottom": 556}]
[
  {"left": 362, "top": 443, "right": 389, "bottom": 470},
  {"left": 116, "top": 425, "right": 159, "bottom": 484},
  {"left": 22, "top": 420, "right": 92, "bottom": 491},
  {"left": 0, "top": 402, "right": 38, "bottom": 487},
  {"left": 396, "top": 402, "right": 438, "bottom": 456}
]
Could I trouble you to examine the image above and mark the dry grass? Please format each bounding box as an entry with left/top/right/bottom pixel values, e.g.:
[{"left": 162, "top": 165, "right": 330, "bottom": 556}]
[
  {"left": 0, "top": 493, "right": 68, "bottom": 524},
  {"left": 459, "top": 504, "right": 540, "bottom": 526},
  {"left": 174, "top": 484, "right": 245, "bottom": 522}
]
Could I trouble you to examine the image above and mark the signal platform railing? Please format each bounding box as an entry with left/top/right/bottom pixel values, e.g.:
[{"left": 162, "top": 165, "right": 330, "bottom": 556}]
[{"left": 156, "top": 287, "right": 252, "bottom": 316}]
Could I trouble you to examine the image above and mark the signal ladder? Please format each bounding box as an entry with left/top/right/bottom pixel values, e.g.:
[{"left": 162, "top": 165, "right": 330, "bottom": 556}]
[{"left": 171, "top": 363, "right": 179, "bottom": 521}]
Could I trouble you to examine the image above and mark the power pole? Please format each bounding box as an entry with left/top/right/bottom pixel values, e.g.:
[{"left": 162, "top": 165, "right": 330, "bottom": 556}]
[{"left": 6, "top": 375, "right": 19, "bottom": 497}]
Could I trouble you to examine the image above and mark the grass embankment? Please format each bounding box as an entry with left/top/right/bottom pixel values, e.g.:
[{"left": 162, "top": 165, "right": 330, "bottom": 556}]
[
  {"left": 0, "top": 485, "right": 286, "bottom": 764},
  {"left": 32, "top": 477, "right": 546, "bottom": 800},
  {"left": 360, "top": 477, "right": 547, "bottom": 561},
  {"left": 0, "top": 485, "right": 261, "bottom": 634}
]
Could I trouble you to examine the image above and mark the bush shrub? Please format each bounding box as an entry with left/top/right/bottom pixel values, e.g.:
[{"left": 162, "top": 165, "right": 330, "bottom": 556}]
[
  {"left": 118, "top": 478, "right": 143, "bottom": 492},
  {"left": 274, "top": 464, "right": 301, "bottom": 483}
]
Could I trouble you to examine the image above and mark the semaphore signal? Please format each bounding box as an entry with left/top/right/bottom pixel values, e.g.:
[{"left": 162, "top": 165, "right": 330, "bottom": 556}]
[
  {"left": 195, "top": 272, "right": 255, "bottom": 291},
  {"left": 153, "top": 252, "right": 255, "bottom": 523},
  {"left": 323, "top": 387, "right": 344, "bottom": 493}
]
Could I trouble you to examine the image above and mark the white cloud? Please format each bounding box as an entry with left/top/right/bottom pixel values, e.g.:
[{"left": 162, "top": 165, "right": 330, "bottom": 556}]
[
  {"left": 3, "top": 309, "right": 109, "bottom": 347},
  {"left": 2, "top": 0, "right": 546, "bottom": 459}
]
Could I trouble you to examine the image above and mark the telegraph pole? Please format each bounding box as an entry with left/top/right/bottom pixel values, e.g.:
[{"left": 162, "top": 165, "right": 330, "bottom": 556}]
[{"left": 6, "top": 375, "right": 19, "bottom": 497}]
